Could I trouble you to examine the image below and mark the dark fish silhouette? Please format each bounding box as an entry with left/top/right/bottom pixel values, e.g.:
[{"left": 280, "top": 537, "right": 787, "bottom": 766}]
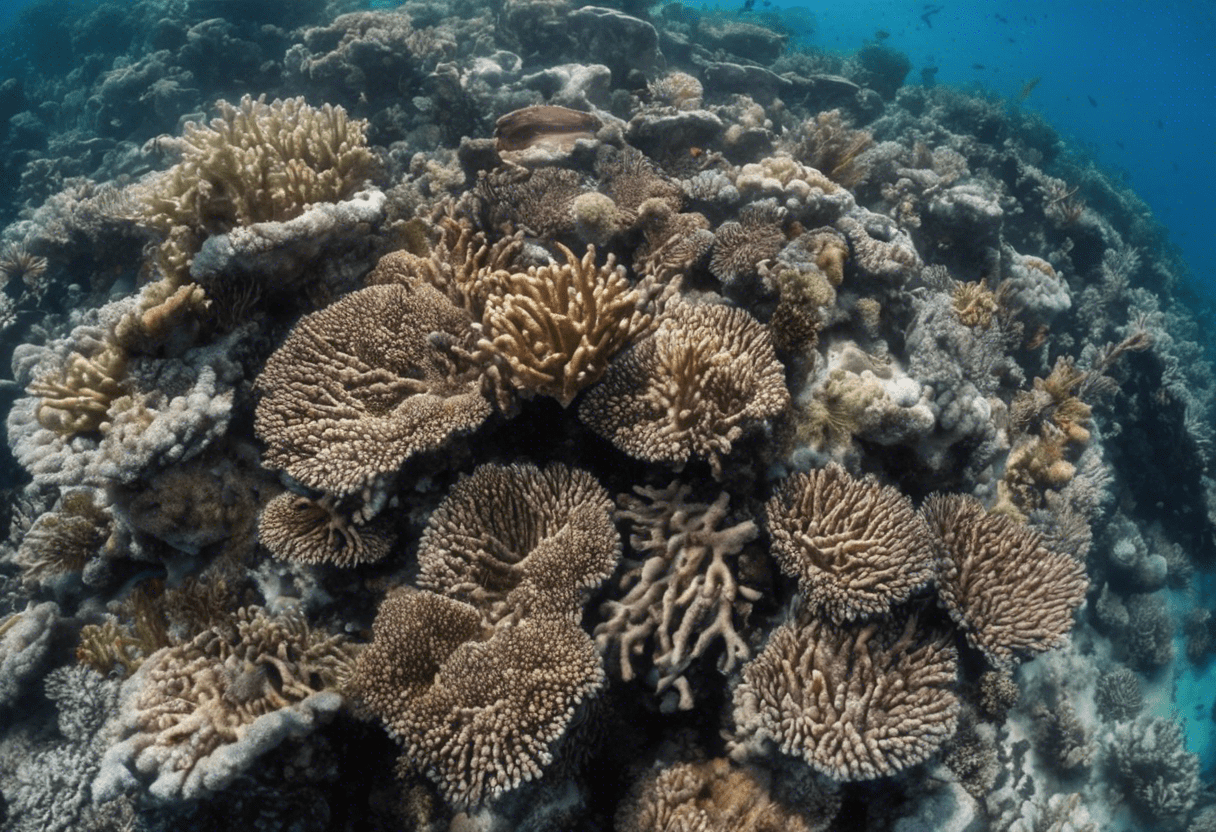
[
  {"left": 995, "top": 13, "right": 1008, "bottom": 23},
  {"left": 1087, "top": 95, "right": 1098, "bottom": 107},
  {"left": 741, "top": 0, "right": 754, "bottom": 11},
  {"left": 1157, "top": 119, "right": 1164, "bottom": 128},
  {"left": 921, "top": 4, "right": 943, "bottom": 27},
  {"left": 972, "top": 63, "right": 986, "bottom": 70}
]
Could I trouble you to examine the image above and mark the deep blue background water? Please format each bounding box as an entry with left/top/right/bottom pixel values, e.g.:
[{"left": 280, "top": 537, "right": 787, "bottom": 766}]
[{"left": 703, "top": 0, "right": 1216, "bottom": 304}]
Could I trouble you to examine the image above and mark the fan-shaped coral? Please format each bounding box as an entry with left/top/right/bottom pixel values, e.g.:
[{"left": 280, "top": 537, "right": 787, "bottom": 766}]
[
  {"left": 921, "top": 493, "right": 1088, "bottom": 667},
  {"left": 416, "top": 461, "right": 619, "bottom": 621},
  {"left": 765, "top": 463, "right": 935, "bottom": 623},
  {"left": 731, "top": 610, "right": 959, "bottom": 781},
  {"left": 579, "top": 301, "right": 789, "bottom": 477},
  {"left": 258, "top": 492, "right": 395, "bottom": 567},
  {"left": 254, "top": 282, "right": 491, "bottom": 499},
  {"left": 345, "top": 587, "right": 604, "bottom": 808}
]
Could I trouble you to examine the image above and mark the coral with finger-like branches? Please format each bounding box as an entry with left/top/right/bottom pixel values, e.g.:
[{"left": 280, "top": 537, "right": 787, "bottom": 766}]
[
  {"left": 765, "top": 463, "right": 936, "bottom": 624},
  {"left": 472, "top": 243, "right": 671, "bottom": 408},
  {"left": 731, "top": 609, "right": 959, "bottom": 781},
  {"left": 595, "top": 482, "right": 760, "bottom": 711},
  {"left": 579, "top": 301, "right": 789, "bottom": 477},
  {"left": 922, "top": 492, "right": 1088, "bottom": 667}
]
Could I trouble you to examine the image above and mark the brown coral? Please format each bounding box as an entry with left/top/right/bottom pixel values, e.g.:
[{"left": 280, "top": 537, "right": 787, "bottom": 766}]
[
  {"left": 254, "top": 282, "right": 491, "bottom": 498},
  {"left": 595, "top": 482, "right": 760, "bottom": 710},
  {"left": 258, "top": 492, "right": 395, "bottom": 567},
  {"left": 765, "top": 463, "right": 935, "bottom": 624},
  {"left": 473, "top": 243, "right": 669, "bottom": 407},
  {"left": 579, "top": 301, "right": 789, "bottom": 477},
  {"left": 416, "top": 462, "right": 619, "bottom": 622},
  {"left": 921, "top": 493, "right": 1089, "bottom": 667},
  {"left": 346, "top": 587, "right": 604, "bottom": 808},
  {"left": 731, "top": 610, "right": 959, "bottom": 781},
  {"left": 709, "top": 201, "right": 787, "bottom": 290},
  {"left": 617, "top": 757, "right": 840, "bottom": 832}
]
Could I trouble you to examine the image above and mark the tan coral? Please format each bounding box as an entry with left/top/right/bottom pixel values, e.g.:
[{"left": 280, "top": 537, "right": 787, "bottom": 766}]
[
  {"left": 416, "top": 462, "right": 619, "bottom": 622},
  {"left": 254, "top": 282, "right": 491, "bottom": 498},
  {"left": 29, "top": 341, "right": 127, "bottom": 436},
  {"left": 494, "top": 105, "right": 601, "bottom": 153},
  {"left": 346, "top": 587, "right": 604, "bottom": 808},
  {"left": 102, "top": 606, "right": 357, "bottom": 799},
  {"left": 765, "top": 463, "right": 936, "bottom": 624},
  {"left": 731, "top": 609, "right": 959, "bottom": 781},
  {"left": 595, "top": 482, "right": 760, "bottom": 710},
  {"left": 473, "top": 242, "right": 669, "bottom": 407},
  {"left": 135, "top": 95, "right": 375, "bottom": 284},
  {"left": 258, "top": 492, "right": 395, "bottom": 567},
  {"left": 617, "top": 757, "right": 840, "bottom": 832},
  {"left": 922, "top": 492, "right": 1089, "bottom": 667},
  {"left": 16, "top": 489, "right": 112, "bottom": 587},
  {"left": 951, "top": 279, "right": 998, "bottom": 329},
  {"left": 580, "top": 301, "right": 789, "bottom": 478}
]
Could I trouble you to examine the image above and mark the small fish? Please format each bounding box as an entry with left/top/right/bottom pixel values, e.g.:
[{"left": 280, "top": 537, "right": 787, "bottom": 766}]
[
  {"left": 1172, "top": 161, "right": 1180, "bottom": 171},
  {"left": 1115, "top": 140, "right": 1124, "bottom": 149},
  {"left": 995, "top": 13, "right": 1008, "bottom": 23},
  {"left": 741, "top": 0, "right": 754, "bottom": 11},
  {"left": 1157, "top": 119, "right": 1164, "bottom": 128},
  {"left": 1018, "top": 76, "right": 1041, "bottom": 101},
  {"left": 1087, "top": 95, "right": 1098, "bottom": 107},
  {"left": 875, "top": 29, "right": 890, "bottom": 41},
  {"left": 920, "top": 4, "right": 943, "bottom": 27},
  {"left": 972, "top": 63, "right": 986, "bottom": 70}
]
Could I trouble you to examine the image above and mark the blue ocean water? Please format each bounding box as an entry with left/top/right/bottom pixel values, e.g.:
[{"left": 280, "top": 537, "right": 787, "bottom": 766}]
[{"left": 700, "top": 0, "right": 1216, "bottom": 302}]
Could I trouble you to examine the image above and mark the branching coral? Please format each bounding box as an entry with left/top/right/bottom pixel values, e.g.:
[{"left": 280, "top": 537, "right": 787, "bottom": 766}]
[
  {"left": 595, "top": 482, "right": 760, "bottom": 711},
  {"left": 345, "top": 587, "right": 604, "bottom": 809},
  {"left": 1108, "top": 717, "right": 1199, "bottom": 823},
  {"left": 258, "top": 492, "right": 396, "bottom": 567},
  {"left": 731, "top": 609, "right": 959, "bottom": 781},
  {"left": 472, "top": 243, "right": 670, "bottom": 407},
  {"left": 616, "top": 757, "right": 840, "bottom": 832},
  {"left": 15, "top": 489, "right": 112, "bottom": 587},
  {"left": 134, "top": 95, "right": 375, "bottom": 283},
  {"left": 579, "top": 301, "right": 789, "bottom": 477},
  {"left": 765, "top": 463, "right": 935, "bottom": 624},
  {"left": 28, "top": 340, "right": 126, "bottom": 436},
  {"left": 922, "top": 493, "right": 1088, "bottom": 667},
  {"left": 95, "top": 607, "right": 357, "bottom": 801},
  {"left": 1094, "top": 667, "right": 1144, "bottom": 723},
  {"left": 254, "top": 282, "right": 491, "bottom": 500},
  {"left": 416, "top": 462, "right": 619, "bottom": 622}
]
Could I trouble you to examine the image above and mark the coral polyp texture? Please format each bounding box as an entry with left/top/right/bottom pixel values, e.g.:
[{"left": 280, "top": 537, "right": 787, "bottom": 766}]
[
  {"left": 1, "top": 1, "right": 1213, "bottom": 829},
  {"left": 922, "top": 492, "right": 1089, "bottom": 667},
  {"left": 731, "top": 610, "right": 960, "bottom": 781},
  {"left": 254, "top": 281, "right": 491, "bottom": 499},
  {"left": 765, "top": 463, "right": 935, "bottom": 623},
  {"left": 579, "top": 301, "right": 789, "bottom": 476}
]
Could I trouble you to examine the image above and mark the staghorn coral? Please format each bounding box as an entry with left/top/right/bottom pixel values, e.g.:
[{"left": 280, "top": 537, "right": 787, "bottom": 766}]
[
  {"left": 616, "top": 756, "right": 839, "bottom": 832},
  {"left": 731, "top": 609, "right": 959, "bottom": 781},
  {"left": 134, "top": 95, "right": 375, "bottom": 283},
  {"left": 472, "top": 243, "right": 670, "bottom": 408},
  {"left": 94, "top": 607, "right": 356, "bottom": 802},
  {"left": 765, "top": 463, "right": 935, "bottom": 624},
  {"left": 922, "top": 493, "right": 1088, "bottom": 667},
  {"left": 580, "top": 301, "right": 789, "bottom": 478},
  {"left": 416, "top": 462, "right": 619, "bottom": 621},
  {"left": 345, "top": 587, "right": 603, "bottom": 808},
  {"left": 258, "top": 492, "right": 396, "bottom": 567},
  {"left": 254, "top": 282, "right": 491, "bottom": 500},
  {"left": 595, "top": 482, "right": 760, "bottom": 711}
]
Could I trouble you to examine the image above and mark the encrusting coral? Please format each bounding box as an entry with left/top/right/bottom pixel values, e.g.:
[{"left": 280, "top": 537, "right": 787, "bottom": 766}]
[
  {"left": 730, "top": 609, "right": 959, "bottom": 781},
  {"left": 579, "top": 301, "right": 790, "bottom": 477},
  {"left": 765, "top": 463, "right": 936, "bottom": 624},
  {"left": 596, "top": 482, "right": 760, "bottom": 711},
  {"left": 922, "top": 493, "right": 1089, "bottom": 667}
]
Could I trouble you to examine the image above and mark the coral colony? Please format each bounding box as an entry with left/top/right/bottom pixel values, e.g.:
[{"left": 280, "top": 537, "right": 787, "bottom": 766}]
[{"left": 0, "top": 1, "right": 1212, "bottom": 831}]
